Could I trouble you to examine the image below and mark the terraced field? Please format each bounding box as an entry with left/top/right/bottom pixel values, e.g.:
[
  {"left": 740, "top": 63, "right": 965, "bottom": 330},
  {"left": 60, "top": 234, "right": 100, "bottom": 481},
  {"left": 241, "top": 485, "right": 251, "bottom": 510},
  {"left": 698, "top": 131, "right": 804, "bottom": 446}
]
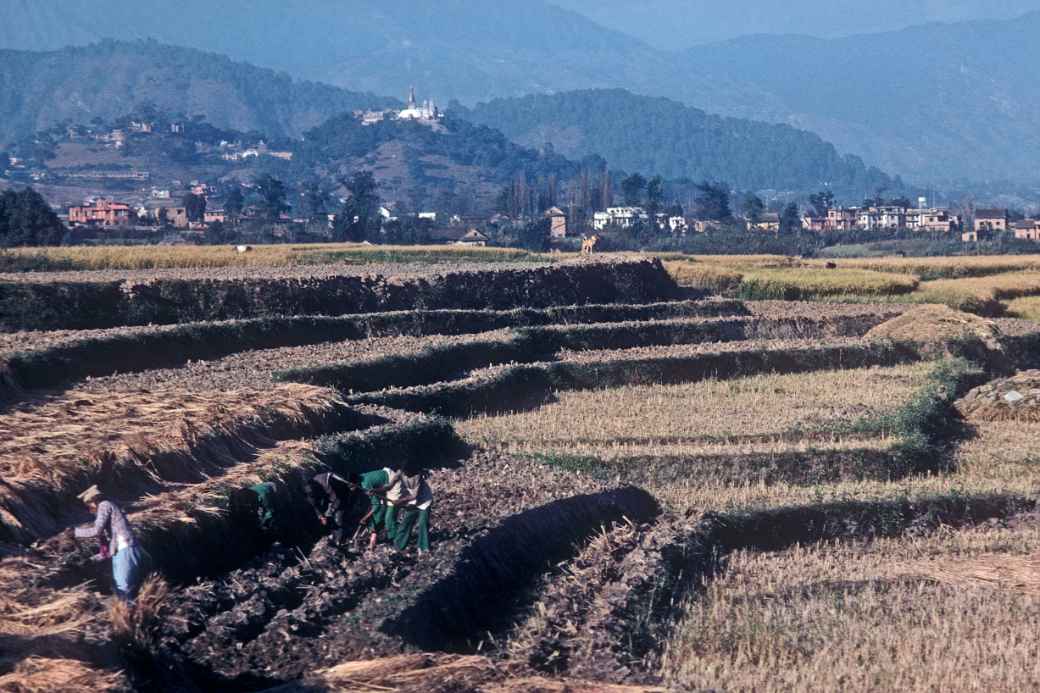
[{"left": 4, "top": 254, "right": 1040, "bottom": 692}]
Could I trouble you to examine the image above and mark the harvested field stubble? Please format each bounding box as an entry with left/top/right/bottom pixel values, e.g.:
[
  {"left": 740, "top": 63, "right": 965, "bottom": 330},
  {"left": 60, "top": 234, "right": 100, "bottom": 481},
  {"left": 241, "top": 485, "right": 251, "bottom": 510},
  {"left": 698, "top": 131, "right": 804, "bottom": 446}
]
[
  {"left": 664, "top": 519, "right": 1040, "bottom": 692},
  {"left": 509, "top": 518, "right": 703, "bottom": 683},
  {"left": 0, "top": 258, "right": 679, "bottom": 330},
  {"left": 354, "top": 338, "right": 926, "bottom": 418},
  {"left": 5, "top": 243, "right": 545, "bottom": 270},
  {"left": 279, "top": 306, "right": 903, "bottom": 395},
  {"left": 0, "top": 299, "right": 744, "bottom": 401},
  {"left": 460, "top": 364, "right": 933, "bottom": 454}
]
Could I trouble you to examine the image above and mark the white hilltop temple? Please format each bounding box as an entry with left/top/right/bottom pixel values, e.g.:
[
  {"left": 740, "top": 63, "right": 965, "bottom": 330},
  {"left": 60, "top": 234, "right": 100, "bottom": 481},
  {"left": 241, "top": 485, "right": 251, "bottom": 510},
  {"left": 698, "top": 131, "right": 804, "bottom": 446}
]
[
  {"left": 397, "top": 86, "right": 441, "bottom": 122},
  {"left": 354, "top": 87, "right": 444, "bottom": 127}
]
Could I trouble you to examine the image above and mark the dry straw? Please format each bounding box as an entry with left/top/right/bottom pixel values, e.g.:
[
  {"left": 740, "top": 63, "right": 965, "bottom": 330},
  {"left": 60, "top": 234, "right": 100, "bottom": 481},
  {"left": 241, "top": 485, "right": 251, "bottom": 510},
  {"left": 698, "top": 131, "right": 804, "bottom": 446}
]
[{"left": 895, "top": 554, "right": 1040, "bottom": 595}]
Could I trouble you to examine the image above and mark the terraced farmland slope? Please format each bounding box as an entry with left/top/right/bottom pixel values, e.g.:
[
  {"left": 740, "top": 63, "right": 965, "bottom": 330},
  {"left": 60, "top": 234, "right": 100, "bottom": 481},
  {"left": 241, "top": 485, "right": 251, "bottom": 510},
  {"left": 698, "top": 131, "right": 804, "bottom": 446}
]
[{"left": 4, "top": 254, "right": 1040, "bottom": 692}]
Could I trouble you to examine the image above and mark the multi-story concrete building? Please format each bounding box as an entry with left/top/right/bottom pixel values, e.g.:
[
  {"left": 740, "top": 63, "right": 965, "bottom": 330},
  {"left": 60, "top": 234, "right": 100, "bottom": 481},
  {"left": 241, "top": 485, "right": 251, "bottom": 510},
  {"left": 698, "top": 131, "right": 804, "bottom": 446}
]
[{"left": 68, "top": 199, "right": 132, "bottom": 226}]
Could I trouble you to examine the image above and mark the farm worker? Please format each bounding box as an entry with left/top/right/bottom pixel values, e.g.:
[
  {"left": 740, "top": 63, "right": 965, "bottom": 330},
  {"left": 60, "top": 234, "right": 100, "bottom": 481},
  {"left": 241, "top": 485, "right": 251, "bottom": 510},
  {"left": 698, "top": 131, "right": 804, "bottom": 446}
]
[
  {"left": 350, "top": 467, "right": 402, "bottom": 551},
  {"left": 305, "top": 471, "right": 353, "bottom": 545},
  {"left": 250, "top": 482, "right": 277, "bottom": 533},
  {"left": 391, "top": 471, "right": 433, "bottom": 556},
  {"left": 72, "top": 485, "right": 144, "bottom": 603},
  {"left": 229, "top": 483, "right": 278, "bottom": 536}
]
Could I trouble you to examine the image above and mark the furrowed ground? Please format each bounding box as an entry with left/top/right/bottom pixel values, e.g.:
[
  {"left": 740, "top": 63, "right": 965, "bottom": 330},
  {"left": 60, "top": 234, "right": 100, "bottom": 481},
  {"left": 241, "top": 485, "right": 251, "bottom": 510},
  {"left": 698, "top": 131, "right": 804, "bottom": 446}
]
[{"left": 3, "top": 248, "right": 1040, "bottom": 692}]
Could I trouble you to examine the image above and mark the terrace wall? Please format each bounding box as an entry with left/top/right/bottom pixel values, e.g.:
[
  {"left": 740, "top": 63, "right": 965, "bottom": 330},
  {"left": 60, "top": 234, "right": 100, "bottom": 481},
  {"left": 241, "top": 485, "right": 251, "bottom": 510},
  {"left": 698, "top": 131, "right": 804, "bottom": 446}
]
[{"left": 0, "top": 259, "right": 681, "bottom": 331}]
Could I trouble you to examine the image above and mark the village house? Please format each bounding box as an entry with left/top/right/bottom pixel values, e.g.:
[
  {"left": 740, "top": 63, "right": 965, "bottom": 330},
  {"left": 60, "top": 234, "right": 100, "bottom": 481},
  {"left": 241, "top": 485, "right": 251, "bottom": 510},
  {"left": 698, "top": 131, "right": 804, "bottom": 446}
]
[
  {"left": 975, "top": 209, "right": 1009, "bottom": 234},
  {"left": 429, "top": 227, "right": 488, "bottom": 247},
  {"left": 801, "top": 215, "right": 828, "bottom": 233},
  {"left": 906, "top": 208, "right": 960, "bottom": 233},
  {"left": 1013, "top": 220, "right": 1040, "bottom": 241},
  {"left": 667, "top": 216, "right": 688, "bottom": 234},
  {"left": 592, "top": 206, "right": 649, "bottom": 231},
  {"left": 685, "top": 218, "right": 720, "bottom": 234},
  {"left": 749, "top": 212, "right": 781, "bottom": 233},
  {"left": 68, "top": 199, "right": 132, "bottom": 226},
  {"left": 148, "top": 205, "right": 190, "bottom": 229},
  {"left": 545, "top": 206, "right": 567, "bottom": 239},
  {"left": 827, "top": 208, "right": 858, "bottom": 232}
]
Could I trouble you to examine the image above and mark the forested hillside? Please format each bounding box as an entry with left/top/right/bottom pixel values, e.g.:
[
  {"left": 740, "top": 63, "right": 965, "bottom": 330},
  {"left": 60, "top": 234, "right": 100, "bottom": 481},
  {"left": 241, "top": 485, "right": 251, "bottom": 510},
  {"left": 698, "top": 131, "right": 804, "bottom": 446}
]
[
  {"left": 455, "top": 90, "right": 899, "bottom": 195},
  {"left": 291, "top": 115, "right": 586, "bottom": 212},
  {"left": 0, "top": 41, "right": 396, "bottom": 146}
]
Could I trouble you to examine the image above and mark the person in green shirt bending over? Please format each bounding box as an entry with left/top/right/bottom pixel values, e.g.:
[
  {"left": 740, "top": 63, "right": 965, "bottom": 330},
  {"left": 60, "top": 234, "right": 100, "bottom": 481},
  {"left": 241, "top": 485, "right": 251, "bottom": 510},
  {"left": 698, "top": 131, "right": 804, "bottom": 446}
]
[
  {"left": 391, "top": 470, "right": 433, "bottom": 557},
  {"left": 350, "top": 467, "right": 402, "bottom": 551}
]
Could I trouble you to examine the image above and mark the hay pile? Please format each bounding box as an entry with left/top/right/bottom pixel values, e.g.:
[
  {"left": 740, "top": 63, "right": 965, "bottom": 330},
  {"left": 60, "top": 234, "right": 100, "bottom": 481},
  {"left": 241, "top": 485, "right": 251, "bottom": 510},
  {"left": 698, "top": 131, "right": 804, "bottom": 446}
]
[
  {"left": 865, "top": 304, "right": 1002, "bottom": 350},
  {"left": 956, "top": 370, "right": 1040, "bottom": 422},
  {"left": 296, "top": 654, "right": 666, "bottom": 692},
  {"left": 897, "top": 554, "right": 1040, "bottom": 595}
]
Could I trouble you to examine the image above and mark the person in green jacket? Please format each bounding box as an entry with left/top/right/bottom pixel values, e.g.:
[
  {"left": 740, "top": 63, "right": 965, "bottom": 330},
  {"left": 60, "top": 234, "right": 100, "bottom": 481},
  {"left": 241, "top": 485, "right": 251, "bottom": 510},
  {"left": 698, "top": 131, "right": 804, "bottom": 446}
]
[
  {"left": 392, "top": 471, "right": 432, "bottom": 556},
  {"left": 351, "top": 467, "right": 402, "bottom": 551}
]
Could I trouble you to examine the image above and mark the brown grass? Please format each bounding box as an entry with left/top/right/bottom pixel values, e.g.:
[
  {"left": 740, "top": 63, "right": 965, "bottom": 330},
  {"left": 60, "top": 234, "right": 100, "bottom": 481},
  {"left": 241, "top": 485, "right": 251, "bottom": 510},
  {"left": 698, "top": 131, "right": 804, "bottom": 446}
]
[
  {"left": 458, "top": 364, "right": 930, "bottom": 459},
  {"left": 663, "top": 519, "right": 1040, "bottom": 692},
  {"left": 108, "top": 575, "right": 170, "bottom": 646},
  {"left": 896, "top": 554, "right": 1040, "bottom": 595},
  {"left": 311, "top": 654, "right": 665, "bottom": 692},
  {"left": 0, "top": 657, "right": 123, "bottom": 693},
  {"left": 7, "top": 243, "right": 543, "bottom": 270},
  {"left": 0, "top": 383, "right": 342, "bottom": 541},
  {"left": 864, "top": 304, "right": 1002, "bottom": 349}
]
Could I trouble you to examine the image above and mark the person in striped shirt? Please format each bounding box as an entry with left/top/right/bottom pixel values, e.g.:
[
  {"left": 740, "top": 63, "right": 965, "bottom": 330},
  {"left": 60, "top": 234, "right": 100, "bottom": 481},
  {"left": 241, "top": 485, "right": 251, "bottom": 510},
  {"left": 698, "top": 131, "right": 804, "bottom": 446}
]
[{"left": 73, "top": 485, "right": 144, "bottom": 603}]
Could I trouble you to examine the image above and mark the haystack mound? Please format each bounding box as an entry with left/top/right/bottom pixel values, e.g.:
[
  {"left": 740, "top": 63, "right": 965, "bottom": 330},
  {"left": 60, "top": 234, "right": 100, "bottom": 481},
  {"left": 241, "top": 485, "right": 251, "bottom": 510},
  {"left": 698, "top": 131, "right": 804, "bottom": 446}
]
[
  {"left": 957, "top": 370, "right": 1040, "bottom": 422},
  {"left": 865, "top": 305, "right": 1002, "bottom": 350}
]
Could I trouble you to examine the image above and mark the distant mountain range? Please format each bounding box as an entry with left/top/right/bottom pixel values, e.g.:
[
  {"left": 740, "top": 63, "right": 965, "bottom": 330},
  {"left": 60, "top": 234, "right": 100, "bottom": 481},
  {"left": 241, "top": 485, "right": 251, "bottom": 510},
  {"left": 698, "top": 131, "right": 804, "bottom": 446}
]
[
  {"left": 0, "top": 41, "right": 396, "bottom": 145},
  {"left": 552, "top": 0, "right": 1040, "bottom": 49},
  {"left": 5, "top": 0, "right": 1033, "bottom": 187},
  {"left": 454, "top": 89, "right": 898, "bottom": 196}
]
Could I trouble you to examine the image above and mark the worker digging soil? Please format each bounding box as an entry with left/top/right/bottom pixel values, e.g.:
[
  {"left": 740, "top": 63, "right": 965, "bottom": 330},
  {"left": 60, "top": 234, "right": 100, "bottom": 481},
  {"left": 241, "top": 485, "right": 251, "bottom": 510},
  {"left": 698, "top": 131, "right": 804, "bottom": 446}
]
[
  {"left": 305, "top": 470, "right": 354, "bottom": 546},
  {"left": 351, "top": 466, "right": 404, "bottom": 550},
  {"left": 70, "top": 485, "right": 148, "bottom": 603},
  {"left": 392, "top": 468, "right": 434, "bottom": 556}
]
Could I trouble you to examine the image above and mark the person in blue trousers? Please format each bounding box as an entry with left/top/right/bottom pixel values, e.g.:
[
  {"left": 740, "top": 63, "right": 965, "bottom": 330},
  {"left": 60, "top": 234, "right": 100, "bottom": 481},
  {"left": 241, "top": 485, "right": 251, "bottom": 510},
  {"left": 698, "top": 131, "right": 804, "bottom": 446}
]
[{"left": 73, "top": 485, "right": 145, "bottom": 603}]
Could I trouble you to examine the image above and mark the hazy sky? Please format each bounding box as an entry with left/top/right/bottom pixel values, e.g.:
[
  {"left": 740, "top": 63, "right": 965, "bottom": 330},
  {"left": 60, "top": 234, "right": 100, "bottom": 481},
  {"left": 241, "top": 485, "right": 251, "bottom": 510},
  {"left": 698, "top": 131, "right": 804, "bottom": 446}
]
[{"left": 554, "top": 0, "right": 1040, "bottom": 48}]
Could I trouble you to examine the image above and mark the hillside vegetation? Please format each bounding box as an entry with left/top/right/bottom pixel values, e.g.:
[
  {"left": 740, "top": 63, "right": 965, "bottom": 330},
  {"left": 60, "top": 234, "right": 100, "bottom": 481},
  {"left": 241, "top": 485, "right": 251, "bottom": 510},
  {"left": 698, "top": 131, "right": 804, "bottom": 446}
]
[
  {"left": 455, "top": 89, "right": 898, "bottom": 194},
  {"left": 0, "top": 40, "right": 395, "bottom": 146}
]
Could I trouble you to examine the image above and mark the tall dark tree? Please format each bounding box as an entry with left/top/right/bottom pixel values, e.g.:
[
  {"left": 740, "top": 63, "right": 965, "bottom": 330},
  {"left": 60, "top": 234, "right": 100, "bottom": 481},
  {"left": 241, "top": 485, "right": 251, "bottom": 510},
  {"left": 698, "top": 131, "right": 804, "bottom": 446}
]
[
  {"left": 301, "top": 184, "right": 328, "bottom": 221},
  {"left": 333, "top": 171, "right": 380, "bottom": 243},
  {"left": 808, "top": 190, "right": 835, "bottom": 217},
  {"left": 621, "top": 173, "right": 647, "bottom": 206},
  {"left": 253, "top": 174, "right": 288, "bottom": 221},
  {"left": 518, "top": 218, "right": 551, "bottom": 251},
  {"left": 182, "top": 192, "right": 207, "bottom": 223},
  {"left": 694, "top": 181, "right": 731, "bottom": 221},
  {"left": 741, "top": 193, "right": 765, "bottom": 223},
  {"left": 779, "top": 202, "right": 802, "bottom": 235},
  {"left": 224, "top": 187, "right": 244, "bottom": 223},
  {"left": 646, "top": 175, "right": 664, "bottom": 219},
  {"left": 0, "top": 188, "right": 65, "bottom": 247}
]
